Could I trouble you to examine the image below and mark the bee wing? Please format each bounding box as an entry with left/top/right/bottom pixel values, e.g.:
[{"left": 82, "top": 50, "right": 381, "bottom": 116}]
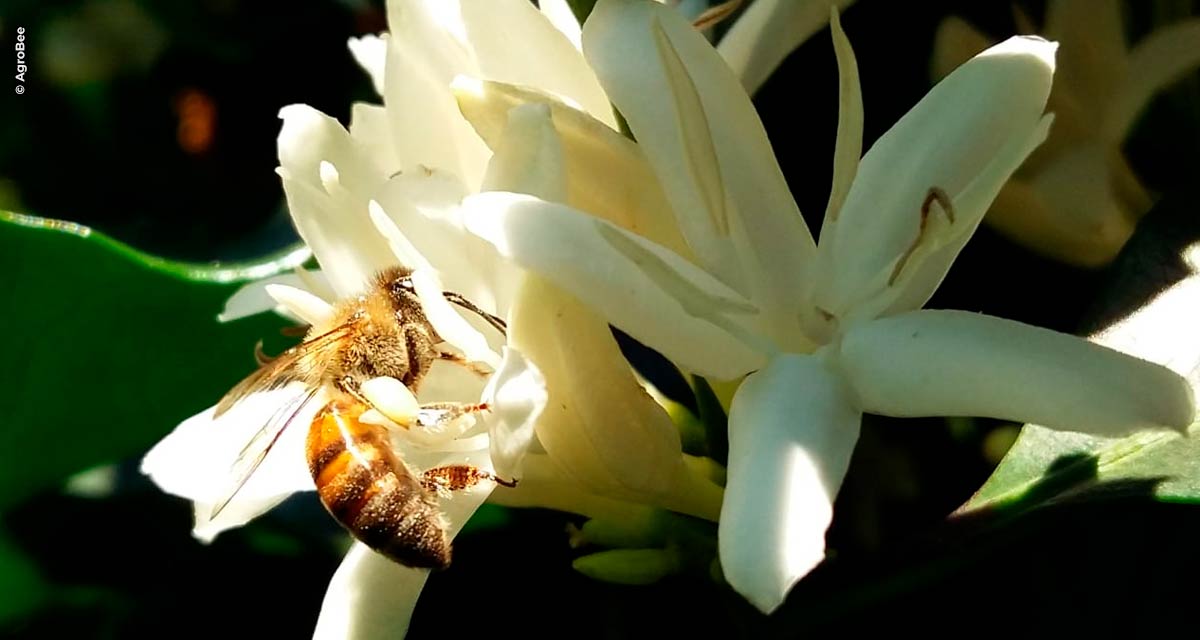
[
  {"left": 215, "top": 321, "right": 356, "bottom": 418},
  {"left": 206, "top": 319, "right": 357, "bottom": 521},
  {"left": 208, "top": 386, "right": 321, "bottom": 520}
]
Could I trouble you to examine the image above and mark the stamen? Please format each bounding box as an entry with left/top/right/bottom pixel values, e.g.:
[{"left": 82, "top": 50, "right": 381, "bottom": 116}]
[
  {"left": 888, "top": 187, "right": 956, "bottom": 286},
  {"left": 693, "top": 0, "right": 744, "bottom": 31}
]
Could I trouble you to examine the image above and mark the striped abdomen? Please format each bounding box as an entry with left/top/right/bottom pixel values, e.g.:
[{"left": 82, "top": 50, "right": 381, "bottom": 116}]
[{"left": 306, "top": 400, "right": 451, "bottom": 569}]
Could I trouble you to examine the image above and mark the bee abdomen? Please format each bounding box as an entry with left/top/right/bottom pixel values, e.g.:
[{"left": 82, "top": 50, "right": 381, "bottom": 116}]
[{"left": 306, "top": 401, "right": 451, "bottom": 569}]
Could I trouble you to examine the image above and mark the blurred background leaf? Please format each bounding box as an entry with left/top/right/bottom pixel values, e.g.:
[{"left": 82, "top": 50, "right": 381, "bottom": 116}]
[{"left": 0, "top": 211, "right": 304, "bottom": 511}]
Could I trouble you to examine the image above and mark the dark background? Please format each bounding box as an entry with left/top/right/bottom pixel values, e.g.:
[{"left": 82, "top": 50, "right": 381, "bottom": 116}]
[{"left": 0, "top": 0, "right": 1198, "bottom": 637}]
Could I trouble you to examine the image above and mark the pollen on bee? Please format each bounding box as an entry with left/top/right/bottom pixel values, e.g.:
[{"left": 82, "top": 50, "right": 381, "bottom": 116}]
[{"left": 360, "top": 376, "right": 420, "bottom": 425}]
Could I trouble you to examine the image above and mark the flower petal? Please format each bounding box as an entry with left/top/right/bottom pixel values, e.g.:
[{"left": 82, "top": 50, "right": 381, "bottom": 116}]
[
  {"left": 721, "top": 353, "right": 861, "bottom": 614},
  {"left": 277, "top": 105, "right": 394, "bottom": 297},
  {"left": 483, "top": 347, "right": 547, "bottom": 479},
  {"left": 348, "top": 34, "right": 388, "bottom": 96},
  {"left": 837, "top": 310, "right": 1196, "bottom": 436},
  {"left": 383, "top": 33, "right": 490, "bottom": 187},
  {"left": 312, "top": 462, "right": 493, "bottom": 640},
  {"left": 140, "top": 386, "right": 319, "bottom": 543},
  {"left": 717, "top": 0, "right": 856, "bottom": 96},
  {"left": 1090, "top": 240, "right": 1200, "bottom": 383},
  {"left": 265, "top": 283, "right": 336, "bottom": 329},
  {"left": 453, "top": 78, "right": 691, "bottom": 256},
  {"left": 584, "top": 0, "right": 816, "bottom": 317},
  {"left": 463, "top": 192, "right": 767, "bottom": 379},
  {"left": 348, "top": 102, "right": 402, "bottom": 178},
  {"left": 456, "top": 0, "right": 614, "bottom": 126},
  {"left": 219, "top": 271, "right": 331, "bottom": 323},
  {"left": 481, "top": 102, "right": 567, "bottom": 201},
  {"left": 811, "top": 37, "right": 1056, "bottom": 321},
  {"left": 510, "top": 275, "right": 723, "bottom": 519},
  {"left": 1102, "top": 18, "right": 1200, "bottom": 142},
  {"left": 388, "top": 0, "right": 613, "bottom": 127},
  {"left": 539, "top": 0, "right": 583, "bottom": 51},
  {"left": 1044, "top": 0, "right": 1127, "bottom": 110},
  {"left": 930, "top": 16, "right": 991, "bottom": 81},
  {"left": 412, "top": 265, "right": 500, "bottom": 368},
  {"left": 486, "top": 452, "right": 657, "bottom": 521},
  {"left": 807, "top": 7, "right": 863, "bottom": 328},
  {"left": 820, "top": 8, "right": 863, "bottom": 228},
  {"left": 985, "top": 177, "right": 1131, "bottom": 268},
  {"left": 371, "top": 167, "right": 518, "bottom": 318},
  {"left": 873, "top": 113, "right": 1054, "bottom": 317},
  {"left": 312, "top": 544, "right": 427, "bottom": 640},
  {"left": 988, "top": 142, "right": 1140, "bottom": 268}
]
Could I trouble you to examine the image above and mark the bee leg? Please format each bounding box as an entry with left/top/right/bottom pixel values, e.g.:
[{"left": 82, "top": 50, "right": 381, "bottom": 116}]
[
  {"left": 421, "top": 465, "right": 518, "bottom": 494},
  {"left": 413, "top": 402, "right": 490, "bottom": 433},
  {"left": 253, "top": 340, "right": 275, "bottom": 366},
  {"left": 436, "top": 349, "right": 493, "bottom": 377}
]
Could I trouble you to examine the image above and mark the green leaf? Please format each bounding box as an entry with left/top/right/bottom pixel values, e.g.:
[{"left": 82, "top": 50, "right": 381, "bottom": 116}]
[
  {"left": 961, "top": 425, "right": 1200, "bottom": 515},
  {"left": 960, "top": 193, "right": 1200, "bottom": 517},
  {"left": 0, "top": 211, "right": 309, "bottom": 511},
  {"left": 0, "top": 528, "right": 47, "bottom": 622}
]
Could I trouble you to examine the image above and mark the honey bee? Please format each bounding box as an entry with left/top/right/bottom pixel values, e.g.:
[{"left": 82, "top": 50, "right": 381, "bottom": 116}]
[{"left": 210, "top": 265, "right": 512, "bottom": 569}]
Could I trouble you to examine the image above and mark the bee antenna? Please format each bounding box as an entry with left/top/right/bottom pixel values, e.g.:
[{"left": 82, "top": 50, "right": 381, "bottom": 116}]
[{"left": 442, "top": 291, "right": 507, "bottom": 336}]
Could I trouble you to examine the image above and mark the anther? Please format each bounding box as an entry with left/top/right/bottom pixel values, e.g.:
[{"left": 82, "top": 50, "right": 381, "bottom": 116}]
[{"left": 889, "top": 186, "right": 956, "bottom": 286}]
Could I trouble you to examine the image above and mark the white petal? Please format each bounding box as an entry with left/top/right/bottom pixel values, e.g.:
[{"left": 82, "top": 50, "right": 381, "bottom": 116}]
[
  {"left": 481, "top": 102, "right": 567, "bottom": 201},
  {"left": 483, "top": 347, "right": 547, "bottom": 479},
  {"left": 811, "top": 37, "right": 1056, "bottom": 321},
  {"left": 584, "top": 0, "right": 816, "bottom": 317},
  {"left": 486, "top": 452, "right": 657, "bottom": 521},
  {"left": 415, "top": 359, "right": 488, "bottom": 405},
  {"left": 837, "top": 310, "right": 1196, "bottom": 436},
  {"left": 463, "top": 192, "right": 768, "bottom": 379},
  {"left": 383, "top": 35, "right": 490, "bottom": 188},
  {"left": 367, "top": 201, "right": 434, "bottom": 274},
  {"left": 348, "top": 34, "right": 387, "bottom": 96},
  {"left": 820, "top": 7, "right": 863, "bottom": 228},
  {"left": 453, "top": 78, "right": 691, "bottom": 257},
  {"left": 539, "top": 0, "right": 583, "bottom": 51},
  {"left": 509, "top": 276, "right": 721, "bottom": 519},
  {"left": 873, "top": 113, "right": 1055, "bottom": 318},
  {"left": 313, "top": 545, "right": 427, "bottom": 640},
  {"left": 140, "top": 386, "right": 319, "bottom": 543},
  {"left": 1090, "top": 240, "right": 1200, "bottom": 384},
  {"left": 312, "top": 468, "right": 492, "bottom": 640},
  {"left": 717, "top": 0, "right": 856, "bottom": 96},
  {"left": 456, "top": 0, "right": 615, "bottom": 126},
  {"left": 219, "top": 272, "right": 330, "bottom": 323},
  {"left": 349, "top": 102, "right": 401, "bottom": 178},
  {"left": 277, "top": 105, "right": 394, "bottom": 297},
  {"left": 373, "top": 168, "right": 519, "bottom": 319},
  {"left": 721, "top": 353, "right": 861, "bottom": 614},
  {"left": 265, "top": 284, "right": 335, "bottom": 329},
  {"left": 411, "top": 268, "right": 500, "bottom": 368}
]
